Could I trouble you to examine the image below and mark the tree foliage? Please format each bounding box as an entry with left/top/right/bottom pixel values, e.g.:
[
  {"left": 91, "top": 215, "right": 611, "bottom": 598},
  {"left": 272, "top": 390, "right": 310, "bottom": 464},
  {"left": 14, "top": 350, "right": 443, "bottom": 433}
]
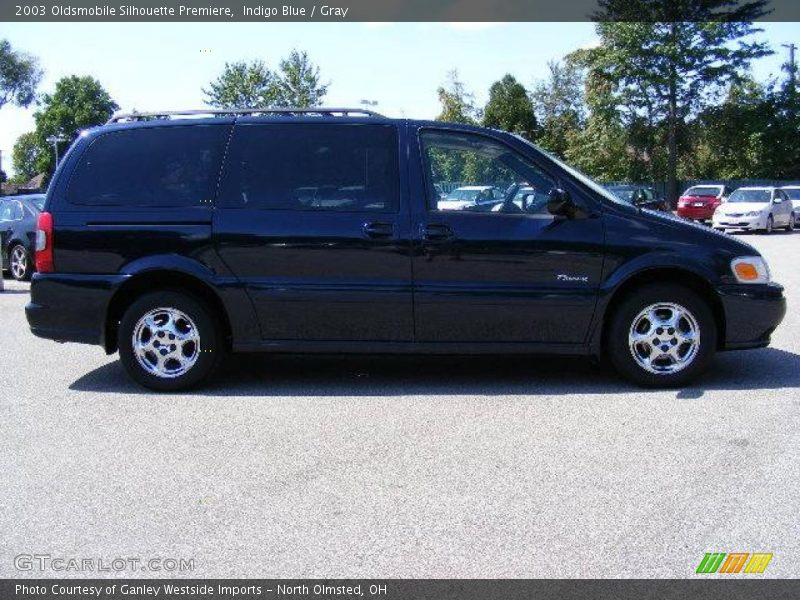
[
  {"left": 0, "top": 39, "right": 42, "bottom": 111},
  {"left": 482, "top": 74, "right": 536, "bottom": 140},
  {"left": 572, "top": 13, "right": 771, "bottom": 198},
  {"left": 204, "top": 50, "right": 328, "bottom": 109},
  {"left": 531, "top": 61, "right": 585, "bottom": 158},
  {"left": 277, "top": 50, "right": 329, "bottom": 107},
  {"left": 12, "top": 75, "right": 118, "bottom": 180},
  {"left": 435, "top": 70, "right": 479, "bottom": 125},
  {"left": 202, "top": 60, "right": 279, "bottom": 109}
]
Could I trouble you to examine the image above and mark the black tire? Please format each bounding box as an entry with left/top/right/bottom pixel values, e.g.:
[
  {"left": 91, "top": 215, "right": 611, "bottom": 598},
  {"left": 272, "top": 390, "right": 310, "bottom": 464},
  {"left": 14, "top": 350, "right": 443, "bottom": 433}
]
[
  {"left": 762, "top": 214, "right": 773, "bottom": 234},
  {"left": 787, "top": 213, "right": 795, "bottom": 232},
  {"left": 118, "top": 291, "right": 224, "bottom": 391},
  {"left": 9, "top": 243, "right": 33, "bottom": 281},
  {"left": 606, "top": 283, "right": 717, "bottom": 388}
]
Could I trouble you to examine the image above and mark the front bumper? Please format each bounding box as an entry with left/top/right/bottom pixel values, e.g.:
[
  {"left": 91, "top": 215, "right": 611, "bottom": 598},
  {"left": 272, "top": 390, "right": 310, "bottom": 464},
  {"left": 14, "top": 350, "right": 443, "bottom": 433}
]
[
  {"left": 26, "top": 272, "right": 127, "bottom": 346},
  {"left": 713, "top": 214, "right": 765, "bottom": 230},
  {"left": 718, "top": 283, "right": 786, "bottom": 350}
]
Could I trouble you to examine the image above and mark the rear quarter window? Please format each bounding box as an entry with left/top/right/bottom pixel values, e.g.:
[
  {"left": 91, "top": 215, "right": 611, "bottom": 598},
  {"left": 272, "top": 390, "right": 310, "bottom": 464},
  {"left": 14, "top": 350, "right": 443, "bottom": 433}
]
[{"left": 66, "top": 125, "right": 230, "bottom": 207}]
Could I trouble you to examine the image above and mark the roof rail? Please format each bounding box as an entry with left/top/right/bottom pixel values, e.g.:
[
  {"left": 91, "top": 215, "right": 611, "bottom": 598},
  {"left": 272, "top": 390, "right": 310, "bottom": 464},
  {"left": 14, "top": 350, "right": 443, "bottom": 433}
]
[{"left": 107, "top": 107, "right": 385, "bottom": 123}]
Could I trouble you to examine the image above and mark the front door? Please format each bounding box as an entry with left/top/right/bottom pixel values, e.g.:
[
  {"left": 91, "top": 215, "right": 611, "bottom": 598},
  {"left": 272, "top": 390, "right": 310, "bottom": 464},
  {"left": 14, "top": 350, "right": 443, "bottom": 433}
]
[
  {"left": 410, "top": 127, "right": 605, "bottom": 346},
  {"left": 214, "top": 121, "right": 413, "bottom": 342}
]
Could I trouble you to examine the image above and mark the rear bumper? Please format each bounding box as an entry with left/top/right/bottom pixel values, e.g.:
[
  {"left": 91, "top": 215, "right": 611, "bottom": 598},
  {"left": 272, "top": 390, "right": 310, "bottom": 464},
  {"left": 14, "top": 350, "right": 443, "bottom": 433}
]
[
  {"left": 26, "top": 272, "right": 127, "bottom": 346},
  {"left": 677, "top": 206, "right": 716, "bottom": 220},
  {"left": 719, "top": 283, "right": 786, "bottom": 350}
]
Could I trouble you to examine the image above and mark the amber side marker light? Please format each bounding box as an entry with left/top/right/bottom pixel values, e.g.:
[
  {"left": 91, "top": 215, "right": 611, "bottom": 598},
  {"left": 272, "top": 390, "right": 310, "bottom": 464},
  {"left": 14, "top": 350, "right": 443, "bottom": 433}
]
[
  {"left": 734, "top": 262, "right": 759, "bottom": 281},
  {"left": 730, "top": 256, "right": 769, "bottom": 284}
]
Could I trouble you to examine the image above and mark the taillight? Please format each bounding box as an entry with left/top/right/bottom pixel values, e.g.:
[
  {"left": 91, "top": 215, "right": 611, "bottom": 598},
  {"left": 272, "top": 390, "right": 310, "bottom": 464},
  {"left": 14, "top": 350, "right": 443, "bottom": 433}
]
[{"left": 35, "top": 211, "right": 54, "bottom": 273}]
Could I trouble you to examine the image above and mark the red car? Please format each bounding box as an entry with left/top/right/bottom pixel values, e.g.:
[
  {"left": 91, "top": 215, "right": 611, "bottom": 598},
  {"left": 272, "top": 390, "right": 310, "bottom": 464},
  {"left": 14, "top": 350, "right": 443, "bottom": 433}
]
[{"left": 676, "top": 185, "right": 732, "bottom": 221}]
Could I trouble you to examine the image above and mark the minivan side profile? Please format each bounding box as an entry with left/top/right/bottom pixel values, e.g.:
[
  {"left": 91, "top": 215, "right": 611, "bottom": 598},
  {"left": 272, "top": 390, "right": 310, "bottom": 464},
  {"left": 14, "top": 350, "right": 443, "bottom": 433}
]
[{"left": 26, "top": 108, "right": 786, "bottom": 390}]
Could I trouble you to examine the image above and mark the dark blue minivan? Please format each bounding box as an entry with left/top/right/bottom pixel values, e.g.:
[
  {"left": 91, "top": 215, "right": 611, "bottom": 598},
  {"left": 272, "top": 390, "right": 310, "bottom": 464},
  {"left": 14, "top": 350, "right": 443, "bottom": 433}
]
[{"left": 26, "top": 108, "right": 786, "bottom": 390}]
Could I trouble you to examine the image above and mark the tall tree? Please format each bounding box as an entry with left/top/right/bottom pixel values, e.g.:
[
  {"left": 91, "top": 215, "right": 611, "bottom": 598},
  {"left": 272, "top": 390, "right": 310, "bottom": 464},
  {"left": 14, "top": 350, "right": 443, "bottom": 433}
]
[
  {"left": 203, "top": 60, "right": 279, "bottom": 109},
  {"left": 531, "top": 60, "right": 585, "bottom": 157},
  {"left": 684, "top": 76, "right": 771, "bottom": 179},
  {"left": 576, "top": 6, "right": 771, "bottom": 200},
  {"left": 435, "top": 70, "right": 479, "bottom": 125},
  {"left": 10, "top": 131, "right": 42, "bottom": 182},
  {"left": 276, "top": 50, "right": 329, "bottom": 107},
  {"left": 0, "top": 39, "right": 42, "bottom": 111},
  {"left": 482, "top": 74, "right": 537, "bottom": 140},
  {"left": 12, "top": 75, "right": 118, "bottom": 179},
  {"left": 204, "top": 51, "right": 328, "bottom": 110}
]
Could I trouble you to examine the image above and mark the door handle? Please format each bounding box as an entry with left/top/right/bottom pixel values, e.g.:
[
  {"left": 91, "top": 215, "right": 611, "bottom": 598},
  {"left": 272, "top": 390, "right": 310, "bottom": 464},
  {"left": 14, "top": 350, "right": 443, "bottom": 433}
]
[
  {"left": 362, "top": 222, "right": 395, "bottom": 238},
  {"left": 422, "top": 223, "right": 454, "bottom": 241}
]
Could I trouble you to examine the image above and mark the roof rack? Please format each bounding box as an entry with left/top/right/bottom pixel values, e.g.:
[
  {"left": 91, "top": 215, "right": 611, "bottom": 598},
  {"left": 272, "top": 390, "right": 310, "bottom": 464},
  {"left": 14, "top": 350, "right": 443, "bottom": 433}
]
[{"left": 107, "top": 107, "right": 385, "bottom": 123}]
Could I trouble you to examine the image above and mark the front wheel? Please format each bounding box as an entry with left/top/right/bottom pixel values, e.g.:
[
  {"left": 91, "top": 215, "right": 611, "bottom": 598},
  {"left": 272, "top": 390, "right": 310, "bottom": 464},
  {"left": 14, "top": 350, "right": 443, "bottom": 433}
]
[
  {"left": 9, "top": 244, "right": 33, "bottom": 281},
  {"left": 118, "top": 291, "right": 224, "bottom": 391},
  {"left": 763, "top": 215, "right": 773, "bottom": 234},
  {"left": 606, "top": 284, "right": 717, "bottom": 387},
  {"left": 788, "top": 213, "right": 796, "bottom": 232}
]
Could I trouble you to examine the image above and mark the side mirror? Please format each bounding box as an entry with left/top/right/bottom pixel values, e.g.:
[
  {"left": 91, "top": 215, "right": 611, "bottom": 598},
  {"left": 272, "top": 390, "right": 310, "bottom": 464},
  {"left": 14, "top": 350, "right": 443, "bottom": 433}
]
[
  {"left": 773, "top": 197, "right": 782, "bottom": 204},
  {"left": 547, "top": 188, "right": 576, "bottom": 218}
]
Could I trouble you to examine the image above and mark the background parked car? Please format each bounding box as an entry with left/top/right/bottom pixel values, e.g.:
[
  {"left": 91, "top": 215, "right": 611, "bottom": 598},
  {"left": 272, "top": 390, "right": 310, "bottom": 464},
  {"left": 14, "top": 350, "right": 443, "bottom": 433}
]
[
  {"left": 606, "top": 185, "right": 671, "bottom": 212},
  {"left": 676, "top": 184, "right": 732, "bottom": 222},
  {"left": 780, "top": 186, "right": 800, "bottom": 227},
  {"left": 437, "top": 185, "right": 504, "bottom": 211},
  {"left": 0, "top": 194, "right": 45, "bottom": 281},
  {"left": 712, "top": 187, "right": 794, "bottom": 234}
]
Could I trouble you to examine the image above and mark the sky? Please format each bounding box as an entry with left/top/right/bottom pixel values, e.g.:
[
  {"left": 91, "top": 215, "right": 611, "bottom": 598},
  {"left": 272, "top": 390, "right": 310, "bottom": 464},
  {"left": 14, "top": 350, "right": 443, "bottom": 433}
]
[{"left": 0, "top": 21, "right": 797, "bottom": 175}]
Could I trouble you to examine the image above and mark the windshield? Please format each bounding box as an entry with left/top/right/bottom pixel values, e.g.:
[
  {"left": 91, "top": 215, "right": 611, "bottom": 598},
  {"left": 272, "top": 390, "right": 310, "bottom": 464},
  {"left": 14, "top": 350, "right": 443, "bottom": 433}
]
[
  {"left": 685, "top": 186, "right": 721, "bottom": 197},
  {"left": 513, "top": 135, "right": 624, "bottom": 205},
  {"left": 783, "top": 188, "right": 800, "bottom": 200},
  {"left": 728, "top": 189, "right": 771, "bottom": 203}
]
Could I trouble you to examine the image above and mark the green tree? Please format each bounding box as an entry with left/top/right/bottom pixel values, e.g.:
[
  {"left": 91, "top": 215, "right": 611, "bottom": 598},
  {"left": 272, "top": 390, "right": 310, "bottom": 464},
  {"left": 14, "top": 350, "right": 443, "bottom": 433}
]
[
  {"left": 11, "top": 131, "right": 42, "bottom": 182},
  {"left": 203, "top": 60, "right": 279, "bottom": 109},
  {"left": 564, "top": 70, "right": 635, "bottom": 182},
  {"left": 531, "top": 60, "right": 585, "bottom": 158},
  {"left": 435, "top": 70, "right": 479, "bottom": 125},
  {"left": 0, "top": 39, "right": 42, "bottom": 111},
  {"left": 12, "top": 75, "right": 118, "bottom": 179},
  {"left": 276, "top": 50, "right": 329, "bottom": 107},
  {"left": 482, "top": 74, "right": 536, "bottom": 140},
  {"left": 204, "top": 51, "right": 328, "bottom": 110},
  {"left": 684, "top": 76, "right": 771, "bottom": 179},
  {"left": 575, "top": 6, "right": 771, "bottom": 200}
]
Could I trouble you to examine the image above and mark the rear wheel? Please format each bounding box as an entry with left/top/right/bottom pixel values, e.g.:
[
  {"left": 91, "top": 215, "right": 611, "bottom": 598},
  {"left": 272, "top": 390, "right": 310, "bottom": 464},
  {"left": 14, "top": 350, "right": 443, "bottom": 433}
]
[
  {"left": 118, "top": 291, "right": 224, "bottom": 391},
  {"left": 606, "top": 284, "right": 717, "bottom": 387},
  {"left": 9, "top": 244, "right": 32, "bottom": 281}
]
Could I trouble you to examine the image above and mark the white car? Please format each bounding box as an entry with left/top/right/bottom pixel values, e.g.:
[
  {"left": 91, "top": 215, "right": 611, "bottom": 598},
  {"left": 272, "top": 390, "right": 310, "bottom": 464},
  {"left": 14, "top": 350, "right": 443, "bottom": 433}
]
[
  {"left": 712, "top": 187, "right": 795, "bottom": 234},
  {"left": 437, "top": 186, "right": 502, "bottom": 211},
  {"left": 780, "top": 186, "right": 800, "bottom": 227}
]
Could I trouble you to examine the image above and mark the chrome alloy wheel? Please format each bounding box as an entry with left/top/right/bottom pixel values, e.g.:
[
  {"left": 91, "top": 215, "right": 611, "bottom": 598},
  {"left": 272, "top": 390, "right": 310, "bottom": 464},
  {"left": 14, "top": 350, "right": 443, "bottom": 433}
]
[
  {"left": 10, "top": 245, "right": 27, "bottom": 280},
  {"left": 132, "top": 307, "right": 200, "bottom": 378},
  {"left": 628, "top": 302, "right": 700, "bottom": 375}
]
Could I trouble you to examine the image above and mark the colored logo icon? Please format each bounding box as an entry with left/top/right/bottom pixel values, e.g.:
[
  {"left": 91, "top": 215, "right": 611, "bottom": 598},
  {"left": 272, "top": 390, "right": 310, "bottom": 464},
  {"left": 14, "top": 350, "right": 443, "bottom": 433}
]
[{"left": 696, "top": 553, "right": 773, "bottom": 574}]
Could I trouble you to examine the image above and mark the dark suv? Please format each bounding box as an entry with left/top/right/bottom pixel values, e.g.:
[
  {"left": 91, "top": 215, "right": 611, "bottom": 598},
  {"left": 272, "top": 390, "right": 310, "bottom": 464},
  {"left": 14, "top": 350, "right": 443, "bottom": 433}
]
[{"left": 26, "top": 108, "right": 786, "bottom": 390}]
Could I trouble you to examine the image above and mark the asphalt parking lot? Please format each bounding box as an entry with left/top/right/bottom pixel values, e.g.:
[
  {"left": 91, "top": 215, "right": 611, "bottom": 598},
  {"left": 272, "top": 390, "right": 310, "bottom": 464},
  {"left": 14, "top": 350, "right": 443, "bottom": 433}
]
[{"left": 1, "top": 230, "right": 799, "bottom": 579}]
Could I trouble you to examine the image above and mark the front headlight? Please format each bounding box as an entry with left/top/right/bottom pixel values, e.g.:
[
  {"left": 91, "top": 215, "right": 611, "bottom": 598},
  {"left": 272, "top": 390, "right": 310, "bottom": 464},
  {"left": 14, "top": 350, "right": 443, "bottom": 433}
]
[
  {"left": 731, "top": 256, "right": 771, "bottom": 283},
  {"left": 745, "top": 210, "right": 762, "bottom": 217}
]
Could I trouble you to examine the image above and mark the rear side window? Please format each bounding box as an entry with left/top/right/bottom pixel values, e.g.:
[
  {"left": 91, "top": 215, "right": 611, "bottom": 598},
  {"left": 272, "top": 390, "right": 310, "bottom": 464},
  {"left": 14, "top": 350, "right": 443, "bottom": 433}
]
[
  {"left": 67, "top": 125, "right": 230, "bottom": 207},
  {"left": 218, "top": 123, "right": 400, "bottom": 212}
]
